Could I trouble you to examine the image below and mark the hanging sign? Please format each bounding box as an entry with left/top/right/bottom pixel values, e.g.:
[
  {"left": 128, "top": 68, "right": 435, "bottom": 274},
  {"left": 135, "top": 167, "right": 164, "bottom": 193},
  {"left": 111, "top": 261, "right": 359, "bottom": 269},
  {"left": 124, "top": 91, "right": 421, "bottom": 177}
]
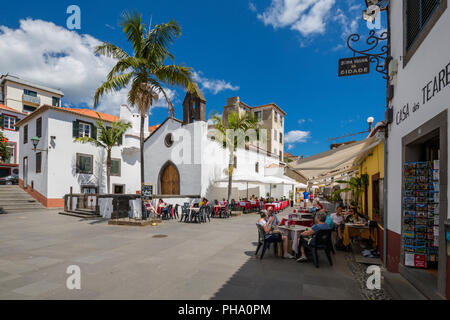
[{"left": 338, "top": 56, "right": 370, "bottom": 77}]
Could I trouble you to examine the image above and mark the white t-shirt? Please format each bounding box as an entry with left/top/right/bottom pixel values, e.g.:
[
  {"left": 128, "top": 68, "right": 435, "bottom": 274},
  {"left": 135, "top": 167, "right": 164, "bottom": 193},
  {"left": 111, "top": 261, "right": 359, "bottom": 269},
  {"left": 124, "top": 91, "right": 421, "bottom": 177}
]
[
  {"left": 257, "top": 219, "right": 267, "bottom": 227},
  {"left": 330, "top": 213, "right": 343, "bottom": 225}
]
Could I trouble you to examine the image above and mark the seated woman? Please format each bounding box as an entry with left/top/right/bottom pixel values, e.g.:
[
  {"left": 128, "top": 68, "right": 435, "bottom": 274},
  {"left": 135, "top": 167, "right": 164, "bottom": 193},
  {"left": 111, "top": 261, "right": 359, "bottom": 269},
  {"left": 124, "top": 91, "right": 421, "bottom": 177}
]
[
  {"left": 144, "top": 200, "right": 157, "bottom": 217},
  {"left": 345, "top": 207, "right": 367, "bottom": 224},
  {"left": 158, "top": 199, "right": 169, "bottom": 216}
]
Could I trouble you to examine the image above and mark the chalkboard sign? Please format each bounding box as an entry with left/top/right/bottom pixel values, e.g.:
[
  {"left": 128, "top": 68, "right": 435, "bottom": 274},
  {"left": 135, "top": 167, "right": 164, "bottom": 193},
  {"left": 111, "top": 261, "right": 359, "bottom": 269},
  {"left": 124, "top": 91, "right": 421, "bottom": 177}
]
[{"left": 141, "top": 184, "right": 153, "bottom": 200}]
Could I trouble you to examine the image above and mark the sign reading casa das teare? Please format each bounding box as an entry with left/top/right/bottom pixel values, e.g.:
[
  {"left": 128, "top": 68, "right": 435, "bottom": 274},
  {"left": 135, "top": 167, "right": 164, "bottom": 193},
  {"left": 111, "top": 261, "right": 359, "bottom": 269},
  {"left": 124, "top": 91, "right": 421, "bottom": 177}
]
[{"left": 338, "top": 56, "right": 370, "bottom": 77}]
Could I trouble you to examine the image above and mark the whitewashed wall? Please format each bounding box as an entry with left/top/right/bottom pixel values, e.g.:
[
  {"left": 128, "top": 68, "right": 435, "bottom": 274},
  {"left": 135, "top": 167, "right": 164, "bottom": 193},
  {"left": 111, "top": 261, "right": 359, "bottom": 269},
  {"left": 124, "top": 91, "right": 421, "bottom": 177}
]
[{"left": 387, "top": 2, "right": 450, "bottom": 233}]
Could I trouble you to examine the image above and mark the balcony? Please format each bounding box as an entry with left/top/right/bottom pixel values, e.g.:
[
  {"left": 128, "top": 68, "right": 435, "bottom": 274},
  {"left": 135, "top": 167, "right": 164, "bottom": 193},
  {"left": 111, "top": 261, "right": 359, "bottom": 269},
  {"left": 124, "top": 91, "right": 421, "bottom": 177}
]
[{"left": 22, "top": 93, "right": 40, "bottom": 105}]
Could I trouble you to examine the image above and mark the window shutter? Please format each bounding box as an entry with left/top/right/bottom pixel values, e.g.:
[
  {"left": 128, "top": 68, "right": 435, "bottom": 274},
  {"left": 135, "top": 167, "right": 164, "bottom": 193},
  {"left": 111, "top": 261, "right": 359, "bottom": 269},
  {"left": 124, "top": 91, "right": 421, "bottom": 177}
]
[
  {"left": 73, "top": 120, "right": 79, "bottom": 138},
  {"left": 92, "top": 124, "right": 97, "bottom": 140},
  {"left": 15, "top": 117, "right": 19, "bottom": 131},
  {"left": 118, "top": 133, "right": 123, "bottom": 145}
]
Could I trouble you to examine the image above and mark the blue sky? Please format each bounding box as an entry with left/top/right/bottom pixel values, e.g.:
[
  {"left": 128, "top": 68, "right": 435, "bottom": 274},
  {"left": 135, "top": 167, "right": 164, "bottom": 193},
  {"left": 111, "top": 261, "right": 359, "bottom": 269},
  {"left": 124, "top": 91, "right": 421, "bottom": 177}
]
[{"left": 0, "top": 0, "right": 387, "bottom": 157}]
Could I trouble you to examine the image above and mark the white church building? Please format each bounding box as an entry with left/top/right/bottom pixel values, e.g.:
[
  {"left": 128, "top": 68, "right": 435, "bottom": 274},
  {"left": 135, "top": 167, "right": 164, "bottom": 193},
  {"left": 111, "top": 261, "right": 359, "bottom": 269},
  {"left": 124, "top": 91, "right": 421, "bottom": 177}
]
[{"left": 143, "top": 89, "right": 297, "bottom": 201}]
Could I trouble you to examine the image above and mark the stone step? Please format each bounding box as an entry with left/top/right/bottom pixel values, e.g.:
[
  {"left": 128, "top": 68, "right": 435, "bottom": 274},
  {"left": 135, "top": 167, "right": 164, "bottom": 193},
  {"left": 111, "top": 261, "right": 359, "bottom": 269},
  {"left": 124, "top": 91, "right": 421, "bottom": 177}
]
[{"left": 59, "top": 210, "right": 101, "bottom": 219}]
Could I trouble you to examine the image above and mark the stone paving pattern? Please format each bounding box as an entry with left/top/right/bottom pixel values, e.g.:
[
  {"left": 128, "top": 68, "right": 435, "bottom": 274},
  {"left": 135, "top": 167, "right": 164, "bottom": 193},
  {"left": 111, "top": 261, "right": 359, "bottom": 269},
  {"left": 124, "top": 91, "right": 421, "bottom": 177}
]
[{"left": 0, "top": 207, "right": 363, "bottom": 300}]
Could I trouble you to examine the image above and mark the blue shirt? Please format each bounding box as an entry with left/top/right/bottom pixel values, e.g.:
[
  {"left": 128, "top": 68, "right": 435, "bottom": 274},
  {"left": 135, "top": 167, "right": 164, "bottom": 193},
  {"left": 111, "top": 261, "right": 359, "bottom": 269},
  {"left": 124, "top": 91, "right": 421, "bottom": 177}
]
[
  {"left": 325, "top": 215, "right": 334, "bottom": 229},
  {"left": 311, "top": 223, "right": 331, "bottom": 246},
  {"left": 303, "top": 192, "right": 309, "bottom": 200},
  {"left": 265, "top": 214, "right": 280, "bottom": 226}
]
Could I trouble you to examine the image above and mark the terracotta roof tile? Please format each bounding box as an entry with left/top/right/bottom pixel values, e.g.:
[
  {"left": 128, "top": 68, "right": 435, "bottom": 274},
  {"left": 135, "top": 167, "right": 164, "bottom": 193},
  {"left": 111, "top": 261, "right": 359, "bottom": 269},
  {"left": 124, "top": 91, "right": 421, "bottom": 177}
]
[
  {"left": 0, "top": 104, "right": 26, "bottom": 115},
  {"left": 64, "top": 108, "right": 119, "bottom": 122},
  {"left": 148, "top": 124, "right": 161, "bottom": 133}
]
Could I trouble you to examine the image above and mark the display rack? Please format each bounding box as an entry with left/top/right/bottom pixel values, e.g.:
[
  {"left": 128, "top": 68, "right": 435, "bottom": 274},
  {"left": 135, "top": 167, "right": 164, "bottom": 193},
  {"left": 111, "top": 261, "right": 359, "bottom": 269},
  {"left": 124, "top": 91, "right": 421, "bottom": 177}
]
[{"left": 402, "top": 160, "right": 440, "bottom": 268}]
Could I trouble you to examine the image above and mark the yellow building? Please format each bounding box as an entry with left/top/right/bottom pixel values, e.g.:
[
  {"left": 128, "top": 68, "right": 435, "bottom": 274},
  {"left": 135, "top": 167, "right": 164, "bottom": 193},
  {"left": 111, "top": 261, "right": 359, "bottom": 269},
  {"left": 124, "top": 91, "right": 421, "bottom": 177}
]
[{"left": 355, "top": 138, "right": 384, "bottom": 221}]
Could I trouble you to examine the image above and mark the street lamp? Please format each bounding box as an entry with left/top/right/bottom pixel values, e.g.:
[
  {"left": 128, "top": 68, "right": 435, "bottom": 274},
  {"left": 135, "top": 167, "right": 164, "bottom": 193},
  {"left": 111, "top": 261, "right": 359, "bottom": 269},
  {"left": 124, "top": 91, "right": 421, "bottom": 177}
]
[
  {"left": 367, "top": 117, "right": 375, "bottom": 131},
  {"left": 30, "top": 136, "right": 48, "bottom": 152},
  {"left": 31, "top": 136, "right": 40, "bottom": 151}
]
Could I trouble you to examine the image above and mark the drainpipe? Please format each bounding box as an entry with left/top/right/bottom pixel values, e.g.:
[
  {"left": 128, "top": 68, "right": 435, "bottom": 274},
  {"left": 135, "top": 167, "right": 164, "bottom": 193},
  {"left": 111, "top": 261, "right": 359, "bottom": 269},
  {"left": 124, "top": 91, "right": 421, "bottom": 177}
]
[{"left": 383, "top": 4, "right": 392, "bottom": 269}]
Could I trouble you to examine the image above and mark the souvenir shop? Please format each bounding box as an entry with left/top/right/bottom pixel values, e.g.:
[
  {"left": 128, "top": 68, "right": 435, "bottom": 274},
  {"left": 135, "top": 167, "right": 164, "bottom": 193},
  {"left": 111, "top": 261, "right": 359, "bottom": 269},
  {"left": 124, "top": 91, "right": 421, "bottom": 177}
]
[{"left": 385, "top": 0, "right": 450, "bottom": 299}]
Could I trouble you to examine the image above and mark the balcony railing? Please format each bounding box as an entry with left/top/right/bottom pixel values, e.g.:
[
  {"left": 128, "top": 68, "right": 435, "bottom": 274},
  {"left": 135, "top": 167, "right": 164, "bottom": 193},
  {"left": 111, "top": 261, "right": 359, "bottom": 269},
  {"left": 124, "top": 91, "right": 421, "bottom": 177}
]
[{"left": 22, "top": 93, "right": 40, "bottom": 105}]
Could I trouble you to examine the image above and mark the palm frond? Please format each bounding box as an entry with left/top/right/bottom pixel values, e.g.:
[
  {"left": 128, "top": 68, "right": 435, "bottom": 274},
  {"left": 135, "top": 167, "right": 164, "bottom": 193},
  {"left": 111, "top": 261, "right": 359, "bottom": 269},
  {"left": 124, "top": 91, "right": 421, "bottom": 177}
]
[
  {"left": 119, "top": 11, "right": 146, "bottom": 57},
  {"left": 93, "top": 72, "right": 133, "bottom": 108},
  {"left": 95, "top": 42, "right": 130, "bottom": 60},
  {"left": 152, "top": 64, "right": 195, "bottom": 93}
]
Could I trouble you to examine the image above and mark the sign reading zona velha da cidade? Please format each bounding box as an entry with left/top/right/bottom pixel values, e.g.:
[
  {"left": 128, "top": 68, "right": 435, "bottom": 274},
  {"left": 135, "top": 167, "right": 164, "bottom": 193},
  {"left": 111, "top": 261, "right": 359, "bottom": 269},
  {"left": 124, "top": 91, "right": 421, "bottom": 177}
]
[{"left": 338, "top": 56, "right": 370, "bottom": 77}]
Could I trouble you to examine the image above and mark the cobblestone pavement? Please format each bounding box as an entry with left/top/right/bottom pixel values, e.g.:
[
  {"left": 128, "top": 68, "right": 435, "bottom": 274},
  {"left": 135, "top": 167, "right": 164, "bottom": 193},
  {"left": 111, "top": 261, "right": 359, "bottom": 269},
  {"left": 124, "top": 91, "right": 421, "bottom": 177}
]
[
  {"left": 1, "top": 206, "right": 365, "bottom": 300},
  {"left": 344, "top": 252, "right": 391, "bottom": 300}
]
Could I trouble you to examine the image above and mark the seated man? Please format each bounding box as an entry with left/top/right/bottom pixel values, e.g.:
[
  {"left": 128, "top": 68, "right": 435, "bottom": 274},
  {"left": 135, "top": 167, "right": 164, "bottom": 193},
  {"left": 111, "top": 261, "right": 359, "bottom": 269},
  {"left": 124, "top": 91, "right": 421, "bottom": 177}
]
[
  {"left": 265, "top": 206, "right": 280, "bottom": 226},
  {"left": 296, "top": 212, "right": 331, "bottom": 262},
  {"left": 259, "top": 210, "right": 293, "bottom": 259},
  {"left": 330, "top": 206, "right": 345, "bottom": 243}
]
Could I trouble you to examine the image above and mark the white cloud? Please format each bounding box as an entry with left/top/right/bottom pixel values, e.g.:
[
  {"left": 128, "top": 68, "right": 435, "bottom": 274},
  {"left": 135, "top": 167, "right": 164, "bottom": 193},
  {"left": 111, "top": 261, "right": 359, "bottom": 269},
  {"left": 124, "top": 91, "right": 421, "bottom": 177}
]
[
  {"left": 257, "top": 0, "right": 336, "bottom": 36},
  {"left": 249, "top": 2, "right": 257, "bottom": 12},
  {"left": 332, "top": 8, "right": 359, "bottom": 40},
  {"left": 287, "top": 144, "right": 295, "bottom": 150},
  {"left": 192, "top": 71, "right": 239, "bottom": 95},
  {"left": 0, "top": 18, "right": 175, "bottom": 116},
  {"left": 285, "top": 130, "right": 311, "bottom": 143}
]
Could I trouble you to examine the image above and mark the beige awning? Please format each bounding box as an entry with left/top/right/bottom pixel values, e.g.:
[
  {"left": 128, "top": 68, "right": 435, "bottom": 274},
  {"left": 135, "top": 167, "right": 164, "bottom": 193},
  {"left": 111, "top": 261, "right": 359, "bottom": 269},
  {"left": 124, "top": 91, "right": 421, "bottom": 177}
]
[{"left": 290, "top": 136, "right": 382, "bottom": 181}]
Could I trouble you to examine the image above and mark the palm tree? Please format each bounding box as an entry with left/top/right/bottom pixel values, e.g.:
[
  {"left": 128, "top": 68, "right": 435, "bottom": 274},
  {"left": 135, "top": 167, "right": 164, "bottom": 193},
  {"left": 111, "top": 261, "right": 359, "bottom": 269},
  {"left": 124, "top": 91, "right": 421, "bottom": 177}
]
[
  {"left": 332, "top": 174, "right": 369, "bottom": 212},
  {"left": 211, "top": 111, "right": 259, "bottom": 202},
  {"left": 92, "top": 11, "right": 196, "bottom": 198},
  {"left": 74, "top": 114, "right": 132, "bottom": 194}
]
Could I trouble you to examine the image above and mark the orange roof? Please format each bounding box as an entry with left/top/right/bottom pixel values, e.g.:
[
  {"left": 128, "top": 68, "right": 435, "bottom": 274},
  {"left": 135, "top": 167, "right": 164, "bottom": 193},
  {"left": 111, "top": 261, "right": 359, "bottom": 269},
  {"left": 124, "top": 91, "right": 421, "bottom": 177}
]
[
  {"left": 149, "top": 124, "right": 161, "bottom": 133},
  {"left": 64, "top": 108, "right": 119, "bottom": 122},
  {"left": 0, "top": 104, "right": 26, "bottom": 115},
  {"left": 15, "top": 105, "right": 120, "bottom": 127}
]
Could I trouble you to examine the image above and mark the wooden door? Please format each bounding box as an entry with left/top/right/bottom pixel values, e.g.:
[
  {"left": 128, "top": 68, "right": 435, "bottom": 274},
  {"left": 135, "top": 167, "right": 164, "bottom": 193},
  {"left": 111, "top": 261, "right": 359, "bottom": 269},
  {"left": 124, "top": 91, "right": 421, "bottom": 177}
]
[{"left": 160, "top": 163, "right": 180, "bottom": 195}]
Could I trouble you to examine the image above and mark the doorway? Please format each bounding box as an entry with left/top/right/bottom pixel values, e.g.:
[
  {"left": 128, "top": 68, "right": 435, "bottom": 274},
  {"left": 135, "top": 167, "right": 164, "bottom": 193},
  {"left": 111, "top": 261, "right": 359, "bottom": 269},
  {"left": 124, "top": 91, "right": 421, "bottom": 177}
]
[
  {"left": 159, "top": 161, "right": 180, "bottom": 195},
  {"left": 401, "top": 110, "right": 448, "bottom": 298},
  {"left": 23, "top": 157, "right": 28, "bottom": 188}
]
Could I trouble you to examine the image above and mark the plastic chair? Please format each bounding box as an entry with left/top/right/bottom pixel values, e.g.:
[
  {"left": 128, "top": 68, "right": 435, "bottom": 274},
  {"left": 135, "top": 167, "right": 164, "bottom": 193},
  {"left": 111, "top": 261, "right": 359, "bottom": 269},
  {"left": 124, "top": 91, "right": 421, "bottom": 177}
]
[
  {"left": 310, "top": 229, "right": 334, "bottom": 268},
  {"left": 255, "top": 224, "right": 282, "bottom": 260}
]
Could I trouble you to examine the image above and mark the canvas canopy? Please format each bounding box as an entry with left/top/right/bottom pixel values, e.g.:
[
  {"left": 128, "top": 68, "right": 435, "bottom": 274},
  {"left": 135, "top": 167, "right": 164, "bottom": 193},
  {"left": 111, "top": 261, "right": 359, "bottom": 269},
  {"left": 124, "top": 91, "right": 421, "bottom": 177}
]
[{"left": 290, "top": 136, "right": 382, "bottom": 182}]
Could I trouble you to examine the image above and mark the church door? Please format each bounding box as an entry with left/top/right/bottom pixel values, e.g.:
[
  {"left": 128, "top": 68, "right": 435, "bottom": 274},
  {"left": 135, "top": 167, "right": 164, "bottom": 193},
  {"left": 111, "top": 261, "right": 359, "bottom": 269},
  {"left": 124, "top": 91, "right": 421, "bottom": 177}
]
[{"left": 160, "top": 162, "right": 180, "bottom": 195}]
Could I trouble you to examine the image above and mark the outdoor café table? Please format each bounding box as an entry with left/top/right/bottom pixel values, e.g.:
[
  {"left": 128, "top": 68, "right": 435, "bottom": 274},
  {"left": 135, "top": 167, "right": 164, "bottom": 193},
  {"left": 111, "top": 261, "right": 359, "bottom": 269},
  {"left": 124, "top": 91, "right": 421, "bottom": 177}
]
[
  {"left": 278, "top": 225, "right": 309, "bottom": 255},
  {"left": 239, "top": 201, "right": 251, "bottom": 211},
  {"left": 281, "top": 218, "right": 314, "bottom": 228},
  {"left": 343, "top": 223, "right": 377, "bottom": 248}
]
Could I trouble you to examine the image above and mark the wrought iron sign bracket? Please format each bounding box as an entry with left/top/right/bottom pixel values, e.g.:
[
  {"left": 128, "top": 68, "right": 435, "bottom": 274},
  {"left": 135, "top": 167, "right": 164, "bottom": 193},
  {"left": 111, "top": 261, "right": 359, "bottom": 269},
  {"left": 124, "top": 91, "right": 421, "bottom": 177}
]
[
  {"left": 344, "top": 0, "right": 391, "bottom": 79},
  {"left": 346, "top": 30, "right": 390, "bottom": 80}
]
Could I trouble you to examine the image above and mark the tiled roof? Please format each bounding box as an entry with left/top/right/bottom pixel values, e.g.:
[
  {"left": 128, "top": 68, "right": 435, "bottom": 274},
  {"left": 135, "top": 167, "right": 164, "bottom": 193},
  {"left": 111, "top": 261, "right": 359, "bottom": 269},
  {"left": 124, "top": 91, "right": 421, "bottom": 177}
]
[
  {"left": 149, "top": 124, "right": 161, "bottom": 133},
  {"left": 0, "top": 104, "right": 26, "bottom": 115},
  {"left": 15, "top": 105, "right": 119, "bottom": 127},
  {"left": 63, "top": 108, "right": 119, "bottom": 123}
]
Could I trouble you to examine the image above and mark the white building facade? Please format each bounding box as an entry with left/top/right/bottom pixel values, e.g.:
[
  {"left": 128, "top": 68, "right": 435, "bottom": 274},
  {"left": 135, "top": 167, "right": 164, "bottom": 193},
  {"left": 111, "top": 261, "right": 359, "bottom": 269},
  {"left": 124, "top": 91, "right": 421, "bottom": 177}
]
[
  {"left": 15, "top": 104, "right": 147, "bottom": 207},
  {"left": 143, "top": 92, "right": 296, "bottom": 201},
  {"left": 0, "top": 104, "right": 26, "bottom": 177},
  {"left": 0, "top": 75, "right": 64, "bottom": 114},
  {"left": 386, "top": 0, "right": 449, "bottom": 299}
]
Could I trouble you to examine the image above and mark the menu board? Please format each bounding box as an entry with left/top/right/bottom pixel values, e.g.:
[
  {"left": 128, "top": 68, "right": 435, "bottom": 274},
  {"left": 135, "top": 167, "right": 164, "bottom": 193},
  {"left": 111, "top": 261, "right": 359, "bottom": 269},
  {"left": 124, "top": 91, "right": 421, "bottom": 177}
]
[{"left": 402, "top": 161, "right": 440, "bottom": 268}]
